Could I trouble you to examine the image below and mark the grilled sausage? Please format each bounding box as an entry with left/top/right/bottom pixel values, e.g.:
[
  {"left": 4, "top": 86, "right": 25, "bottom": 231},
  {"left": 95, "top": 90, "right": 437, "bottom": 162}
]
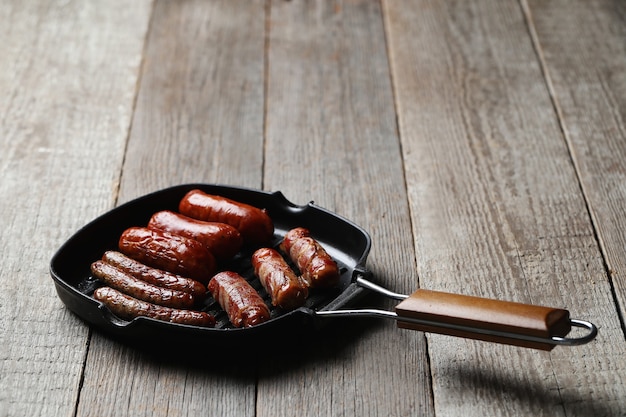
[
  {"left": 179, "top": 189, "right": 274, "bottom": 245},
  {"left": 101, "top": 251, "right": 206, "bottom": 300},
  {"left": 208, "top": 271, "right": 270, "bottom": 328},
  {"left": 93, "top": 286, "right": 215, "bottom": 327},
  {"left": 251, "top": 247, "right": 307, "bottom": 310},
  {"left": 279, "top": 227, "right": 340, "bottom": 289},
  {"left": 279, "top": 227, "right": 309, "bottom": 251},
  {"left": 91, "top": 261, "right": 195, "bottom": 309},
  {"left": 118, "top": 227, "right": 215, "bottom": 284},
  {"left": 148, "top": 210, "right": 243, "bottom": 260}
]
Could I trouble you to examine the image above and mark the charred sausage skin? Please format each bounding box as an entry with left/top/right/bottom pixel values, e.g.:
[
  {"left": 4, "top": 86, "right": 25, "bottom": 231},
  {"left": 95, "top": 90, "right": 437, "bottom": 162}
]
[
  {"left": 208, "top": 271, "right": 270, "bottom": 328},
  {"left": 93, "top": 286, "right": 215, "bottom": 327},
  {"left": 251, "top": 247, "right": 307, "bottom": 310},
  {"left": 102, "top": 251, "right": 206, "bottom": 299},
  {"left": 280, "top": 227, "right": 340, "bottom": 289},
  {"left": 91, "top": 261, "right": 195, "bottom": 309},
  {"left": 118, "top": 227, "right": 215, "bottom": 284},
  {"left": 179, "top": 189, "right": 274, "bottom": 245},
  {"left": 148, "top": 210, "right": 243, "bottom": 260}
]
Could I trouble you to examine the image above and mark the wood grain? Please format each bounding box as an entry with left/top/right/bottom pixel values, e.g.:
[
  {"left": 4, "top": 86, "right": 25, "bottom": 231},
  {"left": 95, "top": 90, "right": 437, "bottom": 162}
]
[
  {"left": 0, "top": 1, "right": 151, "bottom": 416},
  {"left": 117, "top": 0, "right": 267, "bottom": 200},
  {"left": 260, "top": 1, "right": 434, "bottom": 416},
  {"left": 75, "top": 1, "right": 266, "bottom": 416},
  {"left": 4, "top": 1, "right": 625, "bottom": 416},
  {"left": 525, "top": 0, "right": 626, "bottom": 331},
  {"left": 384, "top": 0, "right": 626, "bottom": 415}
]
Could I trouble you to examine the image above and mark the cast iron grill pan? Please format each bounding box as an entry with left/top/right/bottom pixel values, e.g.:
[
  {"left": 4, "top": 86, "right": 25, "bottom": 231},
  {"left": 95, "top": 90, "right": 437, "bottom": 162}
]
[
  {"left": 50, "top": 184, "right": 597, "bottom": 350},
  {"left": 50, "top": 184, "right": 372, "bottom": 346}
]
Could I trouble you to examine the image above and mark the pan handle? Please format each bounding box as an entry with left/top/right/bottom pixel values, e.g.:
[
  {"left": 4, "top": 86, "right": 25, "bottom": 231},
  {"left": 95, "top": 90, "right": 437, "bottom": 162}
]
[
  {"left": 316, "top": 276, "right": 598, "bottom": 350},
  {"left": 394, "top": 288, "right": 583, "bottom": 350}
]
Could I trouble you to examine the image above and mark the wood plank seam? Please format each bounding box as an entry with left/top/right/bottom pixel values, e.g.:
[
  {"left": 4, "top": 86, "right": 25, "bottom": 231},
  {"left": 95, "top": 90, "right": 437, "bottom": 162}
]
[
  {"left": 380, "top": 0, "right": 438, "bottom": 411},
  {"left": 520, "top": 0, "right": 626, "bottom": 341}
]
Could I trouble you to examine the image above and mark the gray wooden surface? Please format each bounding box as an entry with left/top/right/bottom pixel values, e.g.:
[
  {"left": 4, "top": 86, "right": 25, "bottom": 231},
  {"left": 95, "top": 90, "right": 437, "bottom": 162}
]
[{"left": 1, "top": 1, "right": 624, "bottom": 416}]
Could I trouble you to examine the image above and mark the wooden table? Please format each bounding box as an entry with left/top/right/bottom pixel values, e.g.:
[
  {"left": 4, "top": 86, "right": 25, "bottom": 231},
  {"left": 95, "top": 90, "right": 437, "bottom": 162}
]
[{"left": 2, "top": 1, "right": 625, "bottom": 416}]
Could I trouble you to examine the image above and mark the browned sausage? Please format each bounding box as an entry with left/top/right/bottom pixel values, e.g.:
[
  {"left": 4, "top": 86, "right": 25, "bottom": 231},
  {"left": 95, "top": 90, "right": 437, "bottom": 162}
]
[
  {"left": 179, "top": 189, "right": 274, "bottom": 245},
  {"left": 147, "top": 210, "right": 243, "bottom": 260},
  {"left": 118, "top": 227, "right": 215, "bottom": 284},
  {"left": 279, "top": 227, "right": 309, "bottom": 252},
  {"left": 208, "top": 271, "right": 270, "bottom": 328},
  {"left": 279, "top": 227, "right": 340, "bottom": 289},
  {"left": 251, "top": 248, "right": 307, "bottom": 310},
  {"left": 101, "top": 251, "right": 206, "bottom": 299},
  {"left": 93, "top": 286, "right": 215, "bottom": 327},
  {"left": 91, "top": 261, "right": 195, "bottom": 309}
]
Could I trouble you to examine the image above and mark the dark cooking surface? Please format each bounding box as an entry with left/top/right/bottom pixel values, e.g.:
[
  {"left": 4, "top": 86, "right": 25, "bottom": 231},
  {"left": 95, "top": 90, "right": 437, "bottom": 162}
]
[{"left": 50, "top": 184, "right": 372, "bottom": 346}]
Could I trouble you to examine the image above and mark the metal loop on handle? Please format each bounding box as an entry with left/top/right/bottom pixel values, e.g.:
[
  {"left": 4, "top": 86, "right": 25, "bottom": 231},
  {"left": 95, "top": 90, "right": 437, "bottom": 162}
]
[{"left": 550, "top": 319, "right": 598, "bottom": 346}]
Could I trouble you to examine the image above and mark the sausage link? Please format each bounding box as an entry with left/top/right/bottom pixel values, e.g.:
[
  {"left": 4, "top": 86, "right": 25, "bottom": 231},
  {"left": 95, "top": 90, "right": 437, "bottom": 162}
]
[
  {"left": 118, "top": 227, "right": 215, "bottom": 284},
  {"left": 179, "top": 189, "right": 274, "bottom": 245},
  {"left": 93, "top": 286, "right": 215, "bottom": 327},
  {"left": 91, "top": 261, "right": 195, "bottom": 309},
  {"left": 102, "top": 251, "right": 206, "bottom": 299},
  {"left": 280, "top": 227, "right": 340, "bottom": 289},
  {"left": 279, "top": 227, "right": 309, "bottom": 253},
  {"left": 208, "top": 271, "right": 270, "bottom": 328},
  {"left": 251, "top": 248, "right": 307, "bottom": 310},
  {"left": 148, "top": 210, "right": 243, "bottom": 260}
]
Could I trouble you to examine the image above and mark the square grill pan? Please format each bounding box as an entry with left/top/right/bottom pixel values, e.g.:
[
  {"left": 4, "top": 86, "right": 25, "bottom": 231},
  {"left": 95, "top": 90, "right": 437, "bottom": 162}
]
[{"left": 50, "top": 184, "right": 373, "bottom": 347}]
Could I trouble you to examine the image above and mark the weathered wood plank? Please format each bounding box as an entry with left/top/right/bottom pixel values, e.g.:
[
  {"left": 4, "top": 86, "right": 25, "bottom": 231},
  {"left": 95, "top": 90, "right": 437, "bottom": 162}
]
[
  {"left": 259, "top": 1, "right": 434, "bottom": 416},
  {"left": 525, "top": 0, "right": 626, "bottom": 334},
  {"left": 117, "top": 0, "right": 267, "bottom": 196},
  {"left": 384, "top": 0, "right": 626, "bottom": 415},
  {"left": 0, "top": 1, "right": 152, "bottom": 416},
  {"left": 75, "top": 1, "right": 266, "bottom": 416}
]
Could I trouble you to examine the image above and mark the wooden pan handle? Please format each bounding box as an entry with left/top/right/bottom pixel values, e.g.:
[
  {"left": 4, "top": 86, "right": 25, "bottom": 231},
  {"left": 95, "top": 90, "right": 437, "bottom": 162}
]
[{"left": 394, "top": 289, "right": 571, "bottom": 350}]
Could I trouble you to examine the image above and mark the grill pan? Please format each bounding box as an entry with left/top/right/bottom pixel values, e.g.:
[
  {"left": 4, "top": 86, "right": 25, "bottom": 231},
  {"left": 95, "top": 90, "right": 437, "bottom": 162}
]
[{"left": 50, "top": 184, "right": 597, "bottom": 351}]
